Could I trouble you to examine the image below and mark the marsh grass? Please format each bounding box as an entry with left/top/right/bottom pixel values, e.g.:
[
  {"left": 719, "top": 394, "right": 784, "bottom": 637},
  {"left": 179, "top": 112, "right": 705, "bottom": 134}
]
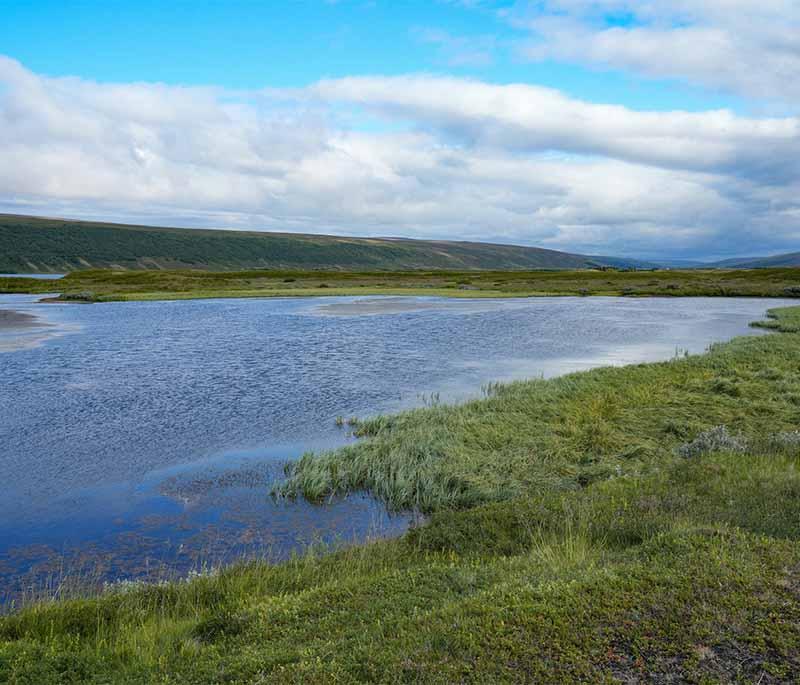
[
  {"left": 277, "top": 306, "right": 800, "bottom": 513},
  {"left": 5, "top": 266, "right": 800, "bottom": 302},
  {"left": 4, "top": 445, "right": 800, "bottom": 682},
  {"left": 3, "top": 307, "right": 800, "bottom": 682}
]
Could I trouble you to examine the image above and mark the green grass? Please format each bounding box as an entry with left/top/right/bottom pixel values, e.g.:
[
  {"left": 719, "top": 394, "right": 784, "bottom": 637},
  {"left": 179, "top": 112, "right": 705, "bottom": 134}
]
[
  {"left": 2, "top": 308, "right": 800, "bottom": 683},
  {"left": 4, "top": 265, "right": 800, "bottom": 302},
  {"left": 279, "top": 306, "right": 800, "bottom": 512}
]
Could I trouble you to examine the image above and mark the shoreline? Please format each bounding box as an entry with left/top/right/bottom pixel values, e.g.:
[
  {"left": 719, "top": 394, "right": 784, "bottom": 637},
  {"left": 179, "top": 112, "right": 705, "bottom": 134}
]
[
  {"left": 2, "top": 306, "right": 800, "bottom": 681},
  {"left": 36, "top": 288, "right": 800, "bottom": 305},
  {"left": 0, "top": 296, "right": 784, "bottom": 609}
]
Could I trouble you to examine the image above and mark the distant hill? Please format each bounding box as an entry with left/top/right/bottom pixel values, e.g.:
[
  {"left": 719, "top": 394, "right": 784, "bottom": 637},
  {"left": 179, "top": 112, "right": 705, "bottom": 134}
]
[
  {"left": 0, "top": 214, "right": 646, "bottom": 273},
  {"left": 587, "top": 255, "right": 661, "bottom": 270},
  {"left": 708, "top": 252, "right": 800, "bottom": 269},
  {"left": 649, "top": 259, "right": 709, "bottom": 269}
]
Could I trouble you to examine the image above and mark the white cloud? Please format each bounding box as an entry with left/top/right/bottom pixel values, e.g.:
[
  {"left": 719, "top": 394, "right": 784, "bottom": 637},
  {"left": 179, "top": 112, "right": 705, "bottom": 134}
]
[
  {"left": 311, "top": 75, "right": 800, "bottom": 177},
  {"left": 507, "top": 0, "right": 800, "bottom": 104},
  {"left": 0, "top": 56, "right": 798, "bottom": 259}
]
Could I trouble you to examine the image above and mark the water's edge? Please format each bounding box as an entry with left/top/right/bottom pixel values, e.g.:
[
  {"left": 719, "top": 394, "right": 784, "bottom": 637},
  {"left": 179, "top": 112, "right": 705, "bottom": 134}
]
[{"left": 0, "top": 295, "right": 792, "bottom": 605}]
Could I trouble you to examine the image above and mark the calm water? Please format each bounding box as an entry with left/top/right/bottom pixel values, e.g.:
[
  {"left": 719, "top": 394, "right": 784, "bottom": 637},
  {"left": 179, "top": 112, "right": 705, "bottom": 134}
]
[
  {"left": 0, "top": 273, "right": 65, "bottom": 279},
  {"left": 0, "top": 294, "right": 790, "bottom": 600}
]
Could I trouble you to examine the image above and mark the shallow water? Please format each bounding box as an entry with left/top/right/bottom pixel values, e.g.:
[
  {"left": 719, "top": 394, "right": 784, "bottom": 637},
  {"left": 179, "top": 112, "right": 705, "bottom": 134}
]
[
  {"left": 0, "top": 294, "right": 791, "bottom": 600},
  {"left": 0, "top": 273, "right": 65, "bottom": 279}
]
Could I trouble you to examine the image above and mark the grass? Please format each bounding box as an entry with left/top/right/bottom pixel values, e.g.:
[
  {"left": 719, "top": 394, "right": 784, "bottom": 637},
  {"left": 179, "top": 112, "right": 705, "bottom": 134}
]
[
  {"left": 2, "top": 307, "right": 800, "bottom": 682},
  {"left": 279, "top": 305, "right": 800, "bottom": 512},
  {"left": 3, "top": 265, "right": 800, "bottom": 302}
]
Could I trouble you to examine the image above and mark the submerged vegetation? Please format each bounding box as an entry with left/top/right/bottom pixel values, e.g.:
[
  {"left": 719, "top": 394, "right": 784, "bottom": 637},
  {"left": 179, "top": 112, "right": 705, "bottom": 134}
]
[
  {"left": 4, "top": 265, "right": 800, "bottom": 302},
  {"left": 2, "top": 307, "right": 800, "bottom": 682}
]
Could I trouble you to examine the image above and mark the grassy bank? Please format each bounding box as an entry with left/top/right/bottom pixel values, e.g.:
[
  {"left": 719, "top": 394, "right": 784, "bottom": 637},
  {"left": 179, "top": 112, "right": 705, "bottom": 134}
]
[
  {"left": 3, "top": 266, "right": 800, "bottom": 302},
  {"left": 2, "top": 308, "right": 800, "bottom": 683},
  {"left": 279, "top": 306, "right": 800, "bottom": 512}
]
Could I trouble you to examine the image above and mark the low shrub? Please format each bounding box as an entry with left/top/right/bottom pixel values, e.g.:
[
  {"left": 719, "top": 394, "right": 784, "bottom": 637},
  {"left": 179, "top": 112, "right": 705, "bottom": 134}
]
[
  {"left": 60, "top": 291, "right": 96, "bottom": 302},
  {"left": 677, "top": 425, "right": 748, "bottom": 459},
  {"left": 708, "top": 377, "right": 741, "bottom": 396}
]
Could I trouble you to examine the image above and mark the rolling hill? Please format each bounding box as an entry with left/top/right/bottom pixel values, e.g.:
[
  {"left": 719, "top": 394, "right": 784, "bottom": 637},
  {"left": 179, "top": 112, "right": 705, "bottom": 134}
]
[
  {"left": 0, "top": 214, "right": 641, "bottom": 273},
  {"left": 708, "top": 252, "right": 800, "bottom": 269}
]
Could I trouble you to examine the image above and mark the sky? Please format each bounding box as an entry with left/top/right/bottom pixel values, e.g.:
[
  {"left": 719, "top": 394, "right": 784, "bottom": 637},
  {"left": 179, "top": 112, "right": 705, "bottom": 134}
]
[{"left": 0, "top": 0, "right": 798, "bottom": 260}]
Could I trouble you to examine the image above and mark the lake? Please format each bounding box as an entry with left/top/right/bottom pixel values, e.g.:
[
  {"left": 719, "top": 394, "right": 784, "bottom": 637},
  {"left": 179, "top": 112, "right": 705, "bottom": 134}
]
[{"left": 0, "top": 294, "right": 791, "bottom": 602}]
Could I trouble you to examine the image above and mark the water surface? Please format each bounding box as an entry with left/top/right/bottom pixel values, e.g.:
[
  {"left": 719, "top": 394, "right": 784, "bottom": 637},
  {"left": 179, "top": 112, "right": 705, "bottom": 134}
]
[
  {"left": 0, "top": 274, "right": 65, "bottom": 279},
  {"left": 0, "top": 294, "right": 790, "bottom": 600}
]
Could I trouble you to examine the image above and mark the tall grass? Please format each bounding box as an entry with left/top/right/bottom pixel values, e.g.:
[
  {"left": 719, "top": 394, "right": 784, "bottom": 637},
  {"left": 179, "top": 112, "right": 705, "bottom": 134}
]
[{"left": 278, "top": 306, "right": 800, "bottom": 513}]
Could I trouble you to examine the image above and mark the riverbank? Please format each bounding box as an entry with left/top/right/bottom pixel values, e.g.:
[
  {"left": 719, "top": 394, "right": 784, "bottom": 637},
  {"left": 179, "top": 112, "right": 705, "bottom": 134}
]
[
  {"left": 2, "top": 306, "right": 800, "bottom": 683},
  {"left": 3, "top": 266, "right": 800, "bottom": 302}
]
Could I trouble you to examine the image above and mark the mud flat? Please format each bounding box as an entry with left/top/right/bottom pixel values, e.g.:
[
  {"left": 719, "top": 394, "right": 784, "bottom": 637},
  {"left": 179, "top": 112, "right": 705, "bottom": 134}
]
[
  {"left": 0, "top": 309, "right": 46, "bottom": 330},
  {"left": 0, "top": 307, "right": 57, "bottom": 352},
  {"left": 312, "top": 296, "right": 500, "bottom": 316}
]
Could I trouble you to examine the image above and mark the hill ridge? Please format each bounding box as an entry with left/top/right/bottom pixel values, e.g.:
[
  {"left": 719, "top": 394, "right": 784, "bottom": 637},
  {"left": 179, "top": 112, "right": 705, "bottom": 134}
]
[{"left": 0, "top": 213, "right": 633, "bottom": 273}]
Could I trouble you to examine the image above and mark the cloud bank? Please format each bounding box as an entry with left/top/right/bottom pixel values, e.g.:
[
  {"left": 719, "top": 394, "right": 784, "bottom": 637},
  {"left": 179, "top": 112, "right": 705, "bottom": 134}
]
[
  {"left": 508, "top": 0, "right": 800, "bottom": 104},
  {"left": 1, "top": 56, "right": 798, "bottom": 259}
]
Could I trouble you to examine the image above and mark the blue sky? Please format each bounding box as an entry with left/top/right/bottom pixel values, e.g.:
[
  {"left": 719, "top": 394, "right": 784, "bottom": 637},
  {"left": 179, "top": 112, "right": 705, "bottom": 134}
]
[
  {"left": 0, "top": 0, "right": 798, "bottom": 259},
  {"left": 1, "top": 0, "right": 741, "bottom": 110}
]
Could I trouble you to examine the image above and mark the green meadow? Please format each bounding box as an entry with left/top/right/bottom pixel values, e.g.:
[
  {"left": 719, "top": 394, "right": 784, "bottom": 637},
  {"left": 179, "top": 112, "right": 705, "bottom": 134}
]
[
  {"left": 4, "top": 266, "right": 800, "bottom": 302},
  {"left": 2, "top": 307, "right": 800, "bottom": 683}
]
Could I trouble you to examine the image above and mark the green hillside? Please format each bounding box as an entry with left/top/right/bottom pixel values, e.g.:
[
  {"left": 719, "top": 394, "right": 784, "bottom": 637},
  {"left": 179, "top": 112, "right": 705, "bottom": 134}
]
[
  {"left": 710, "top": 252, "right": 800, "bottom": 269},
  {"left": 0, "top": 214, "right": 614, "bottom": 273}
]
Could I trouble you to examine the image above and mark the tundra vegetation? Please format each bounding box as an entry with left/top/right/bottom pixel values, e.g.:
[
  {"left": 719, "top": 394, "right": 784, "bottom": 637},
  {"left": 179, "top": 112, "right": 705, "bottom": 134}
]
[
  {"left": 4, "top": 266, "right": 800, "bottom": 302},
  {"left": 1, "top": 307, "right": 800, "bottom": 682}
]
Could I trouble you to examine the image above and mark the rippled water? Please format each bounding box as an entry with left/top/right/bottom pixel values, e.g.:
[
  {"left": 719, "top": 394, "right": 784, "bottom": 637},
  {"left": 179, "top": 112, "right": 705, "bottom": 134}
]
[{"left": 0, "top": 294, "right": 789, "bottom": 600}]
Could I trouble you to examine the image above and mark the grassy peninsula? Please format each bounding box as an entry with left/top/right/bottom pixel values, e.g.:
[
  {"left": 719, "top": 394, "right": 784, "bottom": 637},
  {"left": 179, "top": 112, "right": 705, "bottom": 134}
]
[
  {"left": 4, "top": 266, "right": 800, "bottom": 302},
  {"left": 2, "top": 307, "right": 800, "bottom": 683}
]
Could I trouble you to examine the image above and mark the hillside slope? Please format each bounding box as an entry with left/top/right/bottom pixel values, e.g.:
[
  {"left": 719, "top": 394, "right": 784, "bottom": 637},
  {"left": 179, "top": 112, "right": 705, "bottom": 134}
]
[
  {"left": 0, "top": 214, "right": 627, "bottom": 273},
  {"left": 710, "top": 252, "right": 800, "bottom": 269}
]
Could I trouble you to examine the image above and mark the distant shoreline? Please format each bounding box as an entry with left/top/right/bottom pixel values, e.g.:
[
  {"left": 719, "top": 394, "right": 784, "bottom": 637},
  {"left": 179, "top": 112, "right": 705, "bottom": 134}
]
[{"left": 5, "top": 266, "right": 800, "bottom": 304}]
